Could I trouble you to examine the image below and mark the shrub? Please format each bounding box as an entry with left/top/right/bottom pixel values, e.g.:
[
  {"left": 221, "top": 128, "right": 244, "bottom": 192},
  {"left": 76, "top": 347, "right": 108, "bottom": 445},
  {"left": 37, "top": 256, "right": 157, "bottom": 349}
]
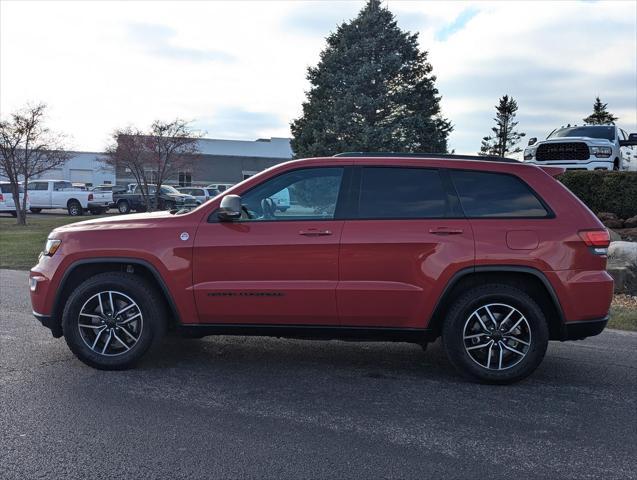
[{"left": 558, "top": 171, "right": 637, "bottom": 219}]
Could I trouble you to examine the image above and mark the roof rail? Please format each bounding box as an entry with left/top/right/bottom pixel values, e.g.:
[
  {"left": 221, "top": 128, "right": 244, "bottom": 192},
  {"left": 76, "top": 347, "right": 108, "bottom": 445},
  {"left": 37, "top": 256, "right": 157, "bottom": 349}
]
[{"left": 332, "top": 152, "right": 520, "bottom": 163}]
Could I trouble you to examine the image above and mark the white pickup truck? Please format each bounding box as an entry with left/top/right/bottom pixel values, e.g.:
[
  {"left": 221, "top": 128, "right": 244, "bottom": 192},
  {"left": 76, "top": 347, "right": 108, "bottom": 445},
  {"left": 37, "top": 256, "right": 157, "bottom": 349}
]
[
  {"left": 524, "top": 124, "right": 637, "bottom": 171},
  {"left": 27, "top": 180, "right": 112, "bottom": 216}
]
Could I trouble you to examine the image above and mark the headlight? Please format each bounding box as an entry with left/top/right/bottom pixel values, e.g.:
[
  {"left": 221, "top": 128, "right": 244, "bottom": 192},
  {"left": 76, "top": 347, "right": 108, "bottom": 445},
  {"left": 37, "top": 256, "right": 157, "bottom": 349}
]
[
  {"left": 523, "top": 148, "right": 536, "bottom": 161},
  {"left": 590, "top": 146, "right": 612, "bottom": 158},
  {"left": 43, "top": 238, "right": 61, "bottom": 256}
]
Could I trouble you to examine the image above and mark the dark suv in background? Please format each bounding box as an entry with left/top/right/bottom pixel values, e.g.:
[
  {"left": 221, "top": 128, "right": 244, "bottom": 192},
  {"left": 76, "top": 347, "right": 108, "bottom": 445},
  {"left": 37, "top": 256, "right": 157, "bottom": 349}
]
[{"left": 29, "top": 154, "right": 613, "bottom": 383}]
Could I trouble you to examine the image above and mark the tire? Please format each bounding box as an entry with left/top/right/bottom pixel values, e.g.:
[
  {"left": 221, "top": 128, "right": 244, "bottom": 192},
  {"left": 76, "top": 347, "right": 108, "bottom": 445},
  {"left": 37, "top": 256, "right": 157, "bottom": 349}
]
[
  {"left": 10, "top": 211, "right": 17, "bottom": 217},
  {"left": 67, "top": 201, "right": 83, "bottom": 217},
  {"left": 117, "top": 200, "right": 130, "bottom": 214},
  {"left": 30, "top": 208, "right": 42, "bottom": 214},
  {"left": 62, "top": 272, "right": 167, "bottom": 370},
  {"left": 164, "top": 200, "right": 176, "bottom": 211},
  {"left": 442, "top": 284, "right": 549, "bottom": 384}
]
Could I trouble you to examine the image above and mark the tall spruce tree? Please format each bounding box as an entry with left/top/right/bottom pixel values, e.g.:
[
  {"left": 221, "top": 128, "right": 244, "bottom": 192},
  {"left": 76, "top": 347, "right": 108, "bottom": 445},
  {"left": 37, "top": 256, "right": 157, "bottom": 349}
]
[
  {"left": 479, "top": 95, "right": 525, "bottom": 157},
  {"left": 290, "top": 0, "right": 452, "bottom": 158},
  {"left": 583, "top": 96, "right": 618, "bottom": 125}
]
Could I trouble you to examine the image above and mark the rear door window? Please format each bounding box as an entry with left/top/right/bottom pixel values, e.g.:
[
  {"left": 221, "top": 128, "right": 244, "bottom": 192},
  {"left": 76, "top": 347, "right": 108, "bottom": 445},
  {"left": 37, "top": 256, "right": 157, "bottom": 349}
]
[
  {"left": 450, "top": 170, "right": 549, "bottom": 218},
  {"left": 357, "top": 167, "right": 450, "bottom": 219}
]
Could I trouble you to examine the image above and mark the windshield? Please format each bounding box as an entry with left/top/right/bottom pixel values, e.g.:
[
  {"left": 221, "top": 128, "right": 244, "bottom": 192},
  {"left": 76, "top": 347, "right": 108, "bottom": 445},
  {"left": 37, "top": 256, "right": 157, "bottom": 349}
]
[{"left": 548, "top": 126, "right": 615, "bottom": 141}]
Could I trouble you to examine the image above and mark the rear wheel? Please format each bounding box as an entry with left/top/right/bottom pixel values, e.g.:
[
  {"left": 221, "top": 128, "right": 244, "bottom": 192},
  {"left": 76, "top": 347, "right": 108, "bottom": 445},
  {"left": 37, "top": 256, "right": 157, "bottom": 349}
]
[
  {"left": 10, "top": 211, "right": 17, "bottom": 217},
  {"left": 117, "top": 200, "right": 130, "bottom": 214},
  {"left": 67, "top": 201, "right": 83, "bottom": 216},
  {"left": 442, "top": 284, "right": 548, "bottom": 384},
  {"left": 62, "top": 272, "right": 166, "bottom": 370},
  {"left": 30, "top": 208, "right": 42, "bottom": 214}
]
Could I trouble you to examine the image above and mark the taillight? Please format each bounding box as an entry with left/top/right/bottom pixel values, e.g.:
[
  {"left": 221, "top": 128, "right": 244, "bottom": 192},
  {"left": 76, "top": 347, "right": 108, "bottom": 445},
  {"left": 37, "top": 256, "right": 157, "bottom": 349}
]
[
  {"left": 88, "top": 193, "right": 94, "bottom": 201},
  {"left": 579, "top": 229, "right": 610, "bottom": 255},
  {"left": 0, "top": 193, "right": 4, "bottom": 201}
]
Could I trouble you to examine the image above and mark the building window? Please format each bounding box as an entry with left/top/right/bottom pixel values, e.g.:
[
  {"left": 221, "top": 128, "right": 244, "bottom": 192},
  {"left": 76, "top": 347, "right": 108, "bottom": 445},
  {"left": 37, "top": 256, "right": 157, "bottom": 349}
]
[
  {"left": 178, "top": 171, "right": 192, "bottom": 187},
  {"left": 242, "top": 170, "right": 258, "bottom": 180}
]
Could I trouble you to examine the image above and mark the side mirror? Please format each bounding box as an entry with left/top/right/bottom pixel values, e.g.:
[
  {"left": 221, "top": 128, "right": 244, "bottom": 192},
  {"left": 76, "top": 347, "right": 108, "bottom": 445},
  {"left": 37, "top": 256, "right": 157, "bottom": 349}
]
[
  {"left": 528, "top": 137, "right": 537, "bottom": 146},
  {"left": 217, "top": 194, "right": 242, "bottom": 221},
  {"left": 619, "top": 133, "right": 637, "bottom": 147}
]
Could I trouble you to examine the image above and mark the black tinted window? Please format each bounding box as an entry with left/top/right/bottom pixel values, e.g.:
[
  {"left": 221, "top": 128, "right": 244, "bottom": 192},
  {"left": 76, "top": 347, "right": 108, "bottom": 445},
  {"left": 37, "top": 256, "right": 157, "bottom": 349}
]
[
  {"left": 358, "top": 167, "right": 449, "bottom": 219},
  {"left": 450, "top": 170, "right": 548, "bottom": 218},
  {"left": 1, "top": 184, "right": 24, "bottom": 193}
]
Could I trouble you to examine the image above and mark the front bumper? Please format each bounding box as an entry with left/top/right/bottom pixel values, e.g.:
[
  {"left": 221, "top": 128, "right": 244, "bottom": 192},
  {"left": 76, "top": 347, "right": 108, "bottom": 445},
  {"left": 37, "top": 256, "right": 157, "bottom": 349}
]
[
  {"left": 33, "top": 311, "right": 63, "bottom": 338},
  {"left": 527, "top": 159, "right": 613, "bottom": 171},
  {"left": 562, "top": 316, "right": 608, "bottom": 340}
]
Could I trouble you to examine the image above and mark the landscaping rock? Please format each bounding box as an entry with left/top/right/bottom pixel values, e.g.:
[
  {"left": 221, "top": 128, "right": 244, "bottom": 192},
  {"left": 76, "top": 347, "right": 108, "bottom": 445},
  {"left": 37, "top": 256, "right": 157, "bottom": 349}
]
[
  {"left": 624, "top": 215, "right": 637, "bottom": 228},
  {"left": 597, "top": 212, "right": 624, "bottom": 229},
  {"left": 617, "top": 228, "right": 637, "bottom": 242},
  {"left": 608, "top": 229, "right": 622, "bottom": 242},
  {"left": 607, "top": 241, "right": 637, "bottom": 295}
]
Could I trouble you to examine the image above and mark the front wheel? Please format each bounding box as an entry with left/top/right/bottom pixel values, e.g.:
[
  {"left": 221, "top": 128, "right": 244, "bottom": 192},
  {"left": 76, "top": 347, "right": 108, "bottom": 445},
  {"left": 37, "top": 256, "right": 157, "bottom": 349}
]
[
  {"left": 62, "top": 272, "right": 166, "bottom": 370},
  {"left": 442, "top": 284, "right": 549, "bottom": 384}
]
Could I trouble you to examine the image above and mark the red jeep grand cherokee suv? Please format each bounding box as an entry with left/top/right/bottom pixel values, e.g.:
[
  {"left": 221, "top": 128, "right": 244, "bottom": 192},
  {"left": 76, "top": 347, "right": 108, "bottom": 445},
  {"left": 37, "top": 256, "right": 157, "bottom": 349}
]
[{"left": 29, "top": 154, "right": 613, "bottom": 383}]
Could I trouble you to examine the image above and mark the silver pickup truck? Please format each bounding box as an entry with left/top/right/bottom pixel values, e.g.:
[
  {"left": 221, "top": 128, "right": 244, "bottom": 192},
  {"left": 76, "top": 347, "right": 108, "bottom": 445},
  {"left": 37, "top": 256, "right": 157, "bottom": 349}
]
[
  {"left": 524, "top": 125, "right": 637, "bottom": 171},
  {"left": 27, "top": 180, "right": 112, "bottom": 216}
]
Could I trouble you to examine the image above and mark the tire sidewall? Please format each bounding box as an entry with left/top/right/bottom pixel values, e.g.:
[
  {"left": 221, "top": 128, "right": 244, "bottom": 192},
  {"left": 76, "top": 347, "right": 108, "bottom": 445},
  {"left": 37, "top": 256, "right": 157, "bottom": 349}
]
[
  {"left": 62, "top": 274, "right": 163, "bottom": 369},
  {"left": 68, "top": 202, "right": 82, "bottom": 216},
  {"left": 118, "top": 200, "right": 130, "bottom": 214},
  {"left": 443, "top": 286, "right": 549, "bottom": 384}
]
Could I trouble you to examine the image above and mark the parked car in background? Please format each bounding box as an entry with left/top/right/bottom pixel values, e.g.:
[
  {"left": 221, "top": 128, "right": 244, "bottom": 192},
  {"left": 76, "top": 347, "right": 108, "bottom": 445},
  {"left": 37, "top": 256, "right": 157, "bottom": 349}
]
[
  {"left": 270, "top": 187, "right": 290, "bottom": 212},
  {"left": 0, "top": 182, "right": 30, "bottom": 217},
  {"left": 27, "top": 180, "right": 111, "bottom": 216},
  {"left": 30, "top": 154, "right": 613, "bottom": 384},
  {"left": 114, "top": 184, "right": 198, "bottom": 214},
  {"left": 177, "top": 187, "right": 219, "bottom": 205},
  {"left": 524, "top": 124, "right": 637, "bottom": 171},
  {"left": 206, "top": 183, "right": 234, "bottom": 192},
  {"left": 92, "top": 185, "right": 127, "bottom": 209}
]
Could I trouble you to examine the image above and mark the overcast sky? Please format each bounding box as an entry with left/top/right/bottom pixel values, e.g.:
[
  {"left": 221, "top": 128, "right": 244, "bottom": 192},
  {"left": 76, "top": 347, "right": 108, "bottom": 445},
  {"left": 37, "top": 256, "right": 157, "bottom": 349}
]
[{"left": 1, "top": 0, "right": 635, "bottom": 156}]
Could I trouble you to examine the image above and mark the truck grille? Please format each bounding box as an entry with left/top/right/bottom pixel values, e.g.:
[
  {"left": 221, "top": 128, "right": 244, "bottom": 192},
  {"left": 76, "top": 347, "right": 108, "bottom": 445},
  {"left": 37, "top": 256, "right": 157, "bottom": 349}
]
[{"left": 536, "top": 142, "right": 589, "bottom": 161}]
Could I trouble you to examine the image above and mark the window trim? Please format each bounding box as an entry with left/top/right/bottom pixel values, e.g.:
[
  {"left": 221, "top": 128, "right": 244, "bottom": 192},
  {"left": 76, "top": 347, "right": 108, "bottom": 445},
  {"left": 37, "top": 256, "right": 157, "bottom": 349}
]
[
  {"left": 448, "top": 168, "right": 555, "bottom": 220},
  {"left": 207, "top": 166, "right": 349, "bottom": 223}
]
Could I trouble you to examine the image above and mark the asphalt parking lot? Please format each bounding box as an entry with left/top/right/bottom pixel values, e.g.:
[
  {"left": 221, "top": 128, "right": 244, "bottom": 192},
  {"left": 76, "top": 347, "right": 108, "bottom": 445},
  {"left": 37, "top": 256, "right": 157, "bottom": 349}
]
[{"left": 1, "top": 269, "right": 636, "bottom": 479}]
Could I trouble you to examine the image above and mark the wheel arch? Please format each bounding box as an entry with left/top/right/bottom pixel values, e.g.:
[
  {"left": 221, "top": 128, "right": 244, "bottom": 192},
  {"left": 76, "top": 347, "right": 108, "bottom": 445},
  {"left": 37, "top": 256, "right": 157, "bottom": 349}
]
[
  {"left": 66, "top": 198, "right": 82, "bottom": 208},
  {"left": 53, "top": 258, "right": 180, "bottom": 329},
  {"left": 428, "top": 266, "right": 566, "bottom": 341}
]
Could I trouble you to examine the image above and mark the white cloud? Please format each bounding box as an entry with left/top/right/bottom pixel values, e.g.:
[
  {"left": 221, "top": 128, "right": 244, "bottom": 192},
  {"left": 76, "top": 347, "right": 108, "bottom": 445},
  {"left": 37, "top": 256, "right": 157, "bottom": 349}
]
[{"left": 1, "top": 0, "right": 635, "bottom": 155}]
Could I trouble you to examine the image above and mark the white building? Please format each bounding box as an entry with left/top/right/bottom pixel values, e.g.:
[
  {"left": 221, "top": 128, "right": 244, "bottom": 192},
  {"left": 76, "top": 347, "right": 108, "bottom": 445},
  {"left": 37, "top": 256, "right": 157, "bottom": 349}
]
[{"left": 34, "top": 151, "right": 115, "bottom": 186}]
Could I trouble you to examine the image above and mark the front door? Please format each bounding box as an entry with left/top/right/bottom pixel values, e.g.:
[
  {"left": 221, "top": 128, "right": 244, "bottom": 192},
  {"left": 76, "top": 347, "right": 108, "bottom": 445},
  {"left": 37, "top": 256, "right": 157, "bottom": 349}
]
[
  {"left": 193, "top": 167, "right": 347, "bottom": 325},
  {"left": 338, "top": 165, "right": 474, "bottom": 329}
]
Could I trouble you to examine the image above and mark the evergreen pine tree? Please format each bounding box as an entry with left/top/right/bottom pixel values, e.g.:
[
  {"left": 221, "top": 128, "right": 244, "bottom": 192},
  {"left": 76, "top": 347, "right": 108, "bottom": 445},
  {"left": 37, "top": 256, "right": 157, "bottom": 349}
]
[
  {"left": 583, "top": 96, "right": 618, "bottom": 125},
  {"left": 290, "top": 0, "right": 452, "bottom": 158},
  {"left": 479, "top": 95, "right": 525, "bottom": 157}
]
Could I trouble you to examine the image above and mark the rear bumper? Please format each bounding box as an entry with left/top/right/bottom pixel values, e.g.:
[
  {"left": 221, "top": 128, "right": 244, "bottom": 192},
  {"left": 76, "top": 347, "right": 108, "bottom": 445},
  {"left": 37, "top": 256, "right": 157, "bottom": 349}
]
[
  {"left": 562, "top": 316, "right": 608, "bottom": 340},
  {"left": 33, "top": 311, "right": 63, "bottom": 338}
]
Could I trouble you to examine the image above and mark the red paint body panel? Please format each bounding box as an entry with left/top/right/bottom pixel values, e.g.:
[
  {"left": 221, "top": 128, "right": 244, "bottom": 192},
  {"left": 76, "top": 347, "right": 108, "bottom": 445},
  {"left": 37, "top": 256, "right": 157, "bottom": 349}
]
[
  {"left": 338, "top": 219, "right": 474, "bottom": 328},
  {"left": 30, "top": 156, "right": 613, "bottom": 334}
]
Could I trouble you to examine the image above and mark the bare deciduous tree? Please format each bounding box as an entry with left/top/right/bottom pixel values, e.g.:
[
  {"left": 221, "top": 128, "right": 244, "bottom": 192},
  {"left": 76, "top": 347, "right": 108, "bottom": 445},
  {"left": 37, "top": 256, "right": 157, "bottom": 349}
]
[
  {"left": 0, "top": 103, "right": 70, "bottom": 225},
  {"left": 103, "top": 119, "right": 201, "bottom": 211}
]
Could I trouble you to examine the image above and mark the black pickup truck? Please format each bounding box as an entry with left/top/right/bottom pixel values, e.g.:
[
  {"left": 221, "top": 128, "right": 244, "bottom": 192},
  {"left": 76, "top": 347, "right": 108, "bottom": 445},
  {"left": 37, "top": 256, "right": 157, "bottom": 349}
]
[{"left": 113, "top": 185, "right": 197, "bottom": 214}]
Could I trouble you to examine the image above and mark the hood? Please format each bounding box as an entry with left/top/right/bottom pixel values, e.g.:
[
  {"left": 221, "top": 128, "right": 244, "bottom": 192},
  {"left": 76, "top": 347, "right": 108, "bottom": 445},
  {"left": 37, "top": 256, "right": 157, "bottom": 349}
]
[
  {"left": 167, "top": 193, "right": 197, "bottom": 202},
  {"left": 537, "top": 136, "right": 613, "bottom": 146},
  {"left": 52, "top": 210, "right": 174, "bottom": 234}
]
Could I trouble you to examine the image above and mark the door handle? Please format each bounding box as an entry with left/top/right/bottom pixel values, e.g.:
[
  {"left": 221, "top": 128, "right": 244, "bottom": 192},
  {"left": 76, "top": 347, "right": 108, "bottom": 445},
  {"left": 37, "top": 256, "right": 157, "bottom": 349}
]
[
  {"left": 429, "top": 227, "right": 464, "bottom": 235},
  {"left": 299, "top": 229, "right": 332, "bottom": 237}
]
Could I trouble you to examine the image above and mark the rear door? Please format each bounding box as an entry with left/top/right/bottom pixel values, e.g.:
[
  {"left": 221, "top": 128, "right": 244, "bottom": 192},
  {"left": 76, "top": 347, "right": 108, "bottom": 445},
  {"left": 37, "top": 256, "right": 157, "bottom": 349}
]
[
  {"left": 338, "top": 164, "right": 474, "bottom": 329},
  {"left": 27, "top": 182, "right": 51, "bottom": 207}
]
